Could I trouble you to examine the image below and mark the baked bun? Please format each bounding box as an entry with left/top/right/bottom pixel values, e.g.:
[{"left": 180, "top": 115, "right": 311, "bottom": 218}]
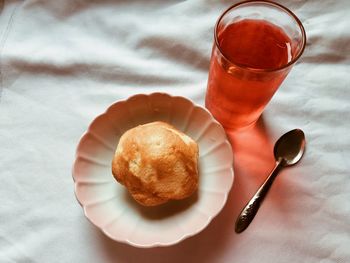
[{"left": 112, "top": 121, "right": 199, "bottom": 206}]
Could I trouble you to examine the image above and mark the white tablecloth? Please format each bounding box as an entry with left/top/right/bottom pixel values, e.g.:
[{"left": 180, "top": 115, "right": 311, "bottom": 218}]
[{"left": 1, "top": 0, "right": 350, "bottom": 262}]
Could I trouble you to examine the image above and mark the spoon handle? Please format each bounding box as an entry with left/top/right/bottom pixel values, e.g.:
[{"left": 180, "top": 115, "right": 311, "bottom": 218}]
[{"left": 235, "top": 161, "right": 283, "bottom": 233}]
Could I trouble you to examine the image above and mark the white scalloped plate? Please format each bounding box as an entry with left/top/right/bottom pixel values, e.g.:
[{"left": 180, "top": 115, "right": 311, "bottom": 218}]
[{"left": 72, "top": 93, "right": 234, "bottom": 248}]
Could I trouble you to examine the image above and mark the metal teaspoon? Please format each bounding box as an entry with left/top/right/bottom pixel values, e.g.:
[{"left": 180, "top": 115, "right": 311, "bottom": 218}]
[{"left": 235, "top": 129, "right": 306, "bottom": 233}]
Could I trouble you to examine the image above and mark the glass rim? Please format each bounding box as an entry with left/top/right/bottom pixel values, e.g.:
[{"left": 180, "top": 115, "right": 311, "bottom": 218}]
[{"left": 214, "top": 0, "right": 307, "bottom": 72}]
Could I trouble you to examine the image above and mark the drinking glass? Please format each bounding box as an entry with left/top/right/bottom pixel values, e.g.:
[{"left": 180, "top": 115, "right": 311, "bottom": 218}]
[{"left": 205, "top": 0, "right": 306, "bottom": 129}]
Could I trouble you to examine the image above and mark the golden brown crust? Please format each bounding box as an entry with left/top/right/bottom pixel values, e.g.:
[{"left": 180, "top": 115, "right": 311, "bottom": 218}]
[{"left": 112, "top": 121, "right": 199, "bottom": 206}]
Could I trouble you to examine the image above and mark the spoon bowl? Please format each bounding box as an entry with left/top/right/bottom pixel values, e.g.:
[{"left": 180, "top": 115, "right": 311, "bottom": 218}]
[{"left": 274, "top": 129, "right": 306, "bottom": 166}]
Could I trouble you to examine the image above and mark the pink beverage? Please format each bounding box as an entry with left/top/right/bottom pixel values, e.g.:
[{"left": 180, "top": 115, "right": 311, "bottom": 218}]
[{"left": 205, "top": 1, "right": 306, "bottom": 129}]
